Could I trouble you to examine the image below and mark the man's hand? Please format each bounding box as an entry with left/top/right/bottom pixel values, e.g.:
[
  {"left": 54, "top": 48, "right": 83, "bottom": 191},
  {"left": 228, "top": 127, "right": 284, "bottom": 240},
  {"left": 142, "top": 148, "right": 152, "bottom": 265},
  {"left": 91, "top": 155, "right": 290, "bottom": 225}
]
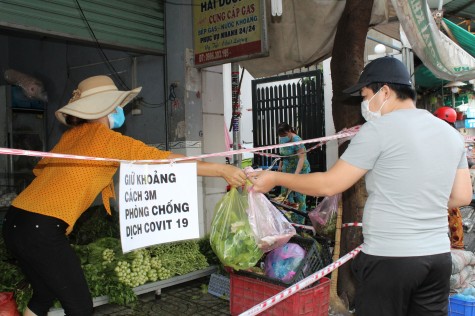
[{"left": 247, "top": 170, "right": 278, "bottom": 193}]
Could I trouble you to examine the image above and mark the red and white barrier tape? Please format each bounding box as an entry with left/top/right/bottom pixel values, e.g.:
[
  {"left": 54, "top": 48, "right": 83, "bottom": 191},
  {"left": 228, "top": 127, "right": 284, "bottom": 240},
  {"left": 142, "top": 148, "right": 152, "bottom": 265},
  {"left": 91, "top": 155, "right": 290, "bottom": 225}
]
[
  {"left": 1, "top": 126, "right": 473, "bottom": 165},
  {"left": 255, "top": 126, "right": 360, "bottom": 160},
  {"left": 0, "top": 148, "right": 124, "bottom": 162},
  {"left": 254, "top": 141, "right": 326, "bottom": 159},
  {"left": 0, "top": 126, "right": 361, "bottom": 164},
  {"left": 342, "top": 222, "right": 363, "bottom": 228},
  {"left": 208, "top": 126, "right": 360, "bottom": 163},
  {"left": 238, "top": 245, "right": 363, "bottom": 316}
]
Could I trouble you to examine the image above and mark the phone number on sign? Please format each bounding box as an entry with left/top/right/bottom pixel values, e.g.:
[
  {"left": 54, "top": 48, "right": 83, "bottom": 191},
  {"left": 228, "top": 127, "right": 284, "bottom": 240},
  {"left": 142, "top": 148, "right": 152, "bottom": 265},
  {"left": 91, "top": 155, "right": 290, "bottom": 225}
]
[{"left": 198, "top": 49, "right": 231, "bottom": 63}]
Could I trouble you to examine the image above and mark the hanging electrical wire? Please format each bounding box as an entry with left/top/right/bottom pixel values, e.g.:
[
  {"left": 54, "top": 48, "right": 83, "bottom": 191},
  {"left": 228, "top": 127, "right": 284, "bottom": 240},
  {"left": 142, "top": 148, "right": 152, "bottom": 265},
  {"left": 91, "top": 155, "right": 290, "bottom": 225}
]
[
  {"left": 133, "top": 74, "right": 179, "bottom": 109},
  {"left": 75, "top": 0, "right": 171, "bottom": 109},
  {"left": 74, "top": 0, "right": 129, "bottom": 90}
]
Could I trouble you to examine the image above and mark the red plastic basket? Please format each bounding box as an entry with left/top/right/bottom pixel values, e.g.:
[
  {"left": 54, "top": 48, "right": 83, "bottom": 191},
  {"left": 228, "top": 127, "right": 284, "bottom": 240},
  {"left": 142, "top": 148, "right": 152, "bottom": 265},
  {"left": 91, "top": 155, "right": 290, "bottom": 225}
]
[{"left": 230, "top": 273, "right": 330, "bottom": 316}]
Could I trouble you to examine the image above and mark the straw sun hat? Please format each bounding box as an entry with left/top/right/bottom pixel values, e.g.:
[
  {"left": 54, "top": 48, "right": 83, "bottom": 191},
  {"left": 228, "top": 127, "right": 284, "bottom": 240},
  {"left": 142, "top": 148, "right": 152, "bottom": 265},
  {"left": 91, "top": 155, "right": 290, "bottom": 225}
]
[{"left": 55, "top": 75, "right": 142, "bottom": 126}]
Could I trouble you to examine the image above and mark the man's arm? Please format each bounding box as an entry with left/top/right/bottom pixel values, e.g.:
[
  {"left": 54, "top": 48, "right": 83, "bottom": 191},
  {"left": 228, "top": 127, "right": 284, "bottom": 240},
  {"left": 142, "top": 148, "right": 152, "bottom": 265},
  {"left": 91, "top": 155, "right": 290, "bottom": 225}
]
[
  {"left": 448, "top": 168, "right": 473, "bottom": 209},
  {"left": 250, "top": 159, "right": 367, "bottom": 197}
]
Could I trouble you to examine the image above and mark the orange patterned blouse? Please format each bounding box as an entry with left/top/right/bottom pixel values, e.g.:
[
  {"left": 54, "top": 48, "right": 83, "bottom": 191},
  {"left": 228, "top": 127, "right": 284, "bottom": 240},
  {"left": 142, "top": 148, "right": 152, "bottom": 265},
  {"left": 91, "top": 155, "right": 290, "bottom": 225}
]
[{"left": 12, "top": 122, "right": 170, "bottom": 234}]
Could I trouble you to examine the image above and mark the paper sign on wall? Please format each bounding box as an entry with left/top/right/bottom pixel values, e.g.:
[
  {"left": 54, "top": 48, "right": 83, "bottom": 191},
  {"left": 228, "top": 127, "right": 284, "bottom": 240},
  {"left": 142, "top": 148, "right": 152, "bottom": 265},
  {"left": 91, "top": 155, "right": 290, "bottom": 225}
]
[{"left": 118, "top": 162, "right": 199, "bottom": 253}]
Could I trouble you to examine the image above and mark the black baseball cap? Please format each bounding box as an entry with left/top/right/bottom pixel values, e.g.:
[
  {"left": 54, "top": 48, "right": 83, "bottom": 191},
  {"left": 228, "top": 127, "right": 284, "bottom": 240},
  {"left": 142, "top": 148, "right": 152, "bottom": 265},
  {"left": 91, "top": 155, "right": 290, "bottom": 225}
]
[{"left": 343, "top": 56, "right": 412, "bottom": 95}]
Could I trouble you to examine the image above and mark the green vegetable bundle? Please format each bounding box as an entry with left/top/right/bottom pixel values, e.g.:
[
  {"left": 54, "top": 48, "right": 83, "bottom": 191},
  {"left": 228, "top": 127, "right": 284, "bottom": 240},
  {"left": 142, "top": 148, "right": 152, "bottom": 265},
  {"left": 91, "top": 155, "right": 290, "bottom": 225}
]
[
  {"left": 0, "top": 261, "right": 31, "bottom": 312},
  {"left": 148, "top": 240, "right": 209, "bottom": 276},
  {"left": 209, "top": 188, "right": 263, "bottom": 270},
  {"left": 1, "top": 233, "right": 211, "bottom": 310},
  {"left": 75, "top": 237, "right": 209, "bottom": 304},
  {"left": 314, "top": 214, "right": 336, "bottom": 239}
]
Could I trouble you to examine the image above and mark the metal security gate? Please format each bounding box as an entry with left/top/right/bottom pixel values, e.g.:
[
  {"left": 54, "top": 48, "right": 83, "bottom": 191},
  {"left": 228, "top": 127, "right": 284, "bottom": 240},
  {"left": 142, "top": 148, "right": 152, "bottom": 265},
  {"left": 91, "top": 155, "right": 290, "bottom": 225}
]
[
  {"left": 0, "top": 0, "right": 165, "bottom": 55},
  {"left": 252, "top": 70, "right": 325, "bottom": 173}
]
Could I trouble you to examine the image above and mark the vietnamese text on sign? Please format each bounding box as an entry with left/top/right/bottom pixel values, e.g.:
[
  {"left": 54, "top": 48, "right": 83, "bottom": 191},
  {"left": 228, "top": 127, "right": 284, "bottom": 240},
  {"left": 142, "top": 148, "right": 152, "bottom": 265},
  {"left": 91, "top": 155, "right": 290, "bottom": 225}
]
[{"left": 118, "top": 163, "right": 199, "bottom": 253}]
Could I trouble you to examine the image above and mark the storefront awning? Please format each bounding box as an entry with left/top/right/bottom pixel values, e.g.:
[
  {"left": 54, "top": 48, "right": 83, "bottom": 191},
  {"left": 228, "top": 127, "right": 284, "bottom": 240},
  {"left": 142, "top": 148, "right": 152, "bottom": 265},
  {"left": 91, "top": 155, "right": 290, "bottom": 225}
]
[
  {"left": 444, "top": 18, "right": 475, "bottom": 58},
  {"left": 415, "top": 18, "right": 475, "bottom": 89}
]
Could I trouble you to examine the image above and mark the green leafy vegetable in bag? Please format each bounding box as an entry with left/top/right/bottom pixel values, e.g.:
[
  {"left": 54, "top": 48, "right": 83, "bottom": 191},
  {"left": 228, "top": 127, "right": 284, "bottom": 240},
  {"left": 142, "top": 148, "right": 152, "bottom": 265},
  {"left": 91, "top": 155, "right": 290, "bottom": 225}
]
[{"left": 210, "top": 188, "right": 263, "bottom": 270}]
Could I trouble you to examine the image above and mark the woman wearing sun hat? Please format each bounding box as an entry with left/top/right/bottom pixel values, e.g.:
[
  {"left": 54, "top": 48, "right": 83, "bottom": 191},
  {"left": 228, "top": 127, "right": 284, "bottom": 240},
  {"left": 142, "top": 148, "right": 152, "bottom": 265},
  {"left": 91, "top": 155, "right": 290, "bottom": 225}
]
[{"left": 2, "top": 75, "right": 247, "bottom": 316}]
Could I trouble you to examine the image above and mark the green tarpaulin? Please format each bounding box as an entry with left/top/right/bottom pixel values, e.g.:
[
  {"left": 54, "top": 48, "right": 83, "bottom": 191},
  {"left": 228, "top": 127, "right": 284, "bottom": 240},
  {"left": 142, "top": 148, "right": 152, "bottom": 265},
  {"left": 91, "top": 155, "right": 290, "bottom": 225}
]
[{"left": 415, "top": 18, "right": 475, "bottom": 89}]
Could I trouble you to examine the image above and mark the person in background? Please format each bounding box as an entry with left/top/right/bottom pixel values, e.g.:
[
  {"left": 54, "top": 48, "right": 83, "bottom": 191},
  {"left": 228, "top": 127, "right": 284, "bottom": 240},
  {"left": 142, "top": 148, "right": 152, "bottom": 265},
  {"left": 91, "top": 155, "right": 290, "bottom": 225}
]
[
  {"left": 2, "top": 75, "right": 247, "bottom": 316},
  {"left": 434, "top": 106, "right": 466, "bottom": 250},
  {"left": 434, "top": 106, "right": 457, "bottom": 125},
  {"left": 276, "top": 122, "right": 311, "bottom": 224},
  {"left": 248, "top": 57, "right": 472, "bottom": 315}
]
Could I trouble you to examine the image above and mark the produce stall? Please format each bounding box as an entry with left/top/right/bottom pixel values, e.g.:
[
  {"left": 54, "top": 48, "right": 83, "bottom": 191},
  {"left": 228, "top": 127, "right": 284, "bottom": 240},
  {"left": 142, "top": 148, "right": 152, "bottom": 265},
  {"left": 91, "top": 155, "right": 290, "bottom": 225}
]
[{"left": 0, "top": 205, "right": 220, "bottom": 314}]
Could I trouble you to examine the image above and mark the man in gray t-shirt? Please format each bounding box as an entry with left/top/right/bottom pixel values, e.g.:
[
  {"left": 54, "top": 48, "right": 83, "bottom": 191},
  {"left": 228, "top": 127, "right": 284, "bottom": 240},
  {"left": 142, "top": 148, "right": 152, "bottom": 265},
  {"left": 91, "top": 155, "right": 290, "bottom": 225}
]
[
  {"left": 341, "top": 109, "right": 467, "bottom": 257},
  {"left": 249, "top": 57, "right": 473, "bottom": 316}
]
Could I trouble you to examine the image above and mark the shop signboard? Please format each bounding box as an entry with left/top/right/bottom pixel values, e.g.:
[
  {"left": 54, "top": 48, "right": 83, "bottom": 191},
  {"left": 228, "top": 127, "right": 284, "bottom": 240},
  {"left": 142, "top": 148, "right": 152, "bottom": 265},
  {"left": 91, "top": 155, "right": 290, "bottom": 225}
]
[
  {"left": 118, "top": 162, "right": 199, "bottom": 253},
  {"left": 192, "top": 0, "right": 268, "bottom": 67}
]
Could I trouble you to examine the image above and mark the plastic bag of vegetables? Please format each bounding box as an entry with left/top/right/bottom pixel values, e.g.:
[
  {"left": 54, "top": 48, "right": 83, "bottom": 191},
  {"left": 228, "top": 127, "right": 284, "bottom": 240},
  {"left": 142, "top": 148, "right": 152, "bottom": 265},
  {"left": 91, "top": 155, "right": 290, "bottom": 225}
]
[
  {"left": 246, "top": 189, "right": 296, "bottom": 252},
  {"left": 308, "top": 193, "right": 341, "bottom": 239},
  {"left": 210, "top": 187, "right": 263, "bottom": 270}
]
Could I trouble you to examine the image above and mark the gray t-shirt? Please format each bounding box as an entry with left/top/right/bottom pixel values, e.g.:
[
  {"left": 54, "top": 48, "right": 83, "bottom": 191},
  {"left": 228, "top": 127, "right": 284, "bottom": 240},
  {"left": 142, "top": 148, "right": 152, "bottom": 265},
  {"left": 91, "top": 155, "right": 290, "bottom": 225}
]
[{"left": 341, "top": 109, "right": 467, "bottom": 256}]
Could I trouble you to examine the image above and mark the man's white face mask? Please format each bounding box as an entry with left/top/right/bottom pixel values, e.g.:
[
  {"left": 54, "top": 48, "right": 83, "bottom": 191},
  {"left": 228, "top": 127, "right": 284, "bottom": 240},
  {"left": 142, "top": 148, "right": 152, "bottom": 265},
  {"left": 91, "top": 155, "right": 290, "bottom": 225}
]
[{"left": 361, "top": 88, "right": 387, "bottom": 122}]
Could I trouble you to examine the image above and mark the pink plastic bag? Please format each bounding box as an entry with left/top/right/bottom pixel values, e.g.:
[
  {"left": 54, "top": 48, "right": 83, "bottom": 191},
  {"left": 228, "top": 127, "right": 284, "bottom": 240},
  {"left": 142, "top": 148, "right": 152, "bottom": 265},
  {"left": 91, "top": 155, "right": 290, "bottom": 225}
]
[
  {"left": 308, "top": 194, "right": 341, "bottom": 238},
  {"left": 246, "top": 190, "right": 296, "bottom": 252}
]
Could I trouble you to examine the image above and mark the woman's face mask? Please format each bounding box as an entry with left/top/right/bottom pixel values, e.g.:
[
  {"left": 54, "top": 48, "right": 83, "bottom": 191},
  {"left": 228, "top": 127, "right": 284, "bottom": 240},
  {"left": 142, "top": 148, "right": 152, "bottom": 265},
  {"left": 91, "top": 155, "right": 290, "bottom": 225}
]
[
  {"left": 361, "top": 88, "right": 387, "bottom": 122},
  {"left": 279, "top": 132, "right": 291, "bottom": 143},
  {"left": 280, "top": 136, "right": 291, "bottom": 143},
  {"left": 108, "top": 106, "right": 125, "bottom": 129}
]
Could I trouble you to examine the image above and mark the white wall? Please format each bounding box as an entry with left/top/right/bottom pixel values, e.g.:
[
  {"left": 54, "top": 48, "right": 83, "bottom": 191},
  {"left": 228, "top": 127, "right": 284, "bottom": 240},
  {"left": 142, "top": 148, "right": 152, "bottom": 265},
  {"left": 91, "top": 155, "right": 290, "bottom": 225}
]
[
  {"left": 322, "top": 59, "right": 338, "bottom": 169},
  {"left": 200, "top": 65, "right": 229, "bottom": 233}
]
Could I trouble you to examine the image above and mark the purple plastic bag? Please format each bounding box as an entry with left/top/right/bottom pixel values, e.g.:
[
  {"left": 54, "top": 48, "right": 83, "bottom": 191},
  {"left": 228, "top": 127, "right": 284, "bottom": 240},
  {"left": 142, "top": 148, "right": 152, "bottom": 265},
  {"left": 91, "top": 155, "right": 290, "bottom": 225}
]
[{"left": 264, "top": 242, "right": 306, "bottom": 282}]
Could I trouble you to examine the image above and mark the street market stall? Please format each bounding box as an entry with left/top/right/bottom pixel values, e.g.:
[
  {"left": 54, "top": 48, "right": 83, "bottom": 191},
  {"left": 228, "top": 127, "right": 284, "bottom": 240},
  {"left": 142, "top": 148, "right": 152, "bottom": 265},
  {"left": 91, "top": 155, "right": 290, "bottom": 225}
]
[{"left": 0, "top": 205, "right": 219, "bottom": 314}]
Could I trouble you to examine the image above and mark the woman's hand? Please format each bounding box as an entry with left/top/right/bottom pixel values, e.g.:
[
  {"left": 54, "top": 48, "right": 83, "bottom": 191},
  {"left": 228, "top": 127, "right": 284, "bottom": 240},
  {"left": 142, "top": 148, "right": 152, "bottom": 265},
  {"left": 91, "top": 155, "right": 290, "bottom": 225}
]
[
  {"left": 190, "top": 158, "right": 246, "bottom": 187},
  {"left": 247, "top": 170, "right": 278, "bottom": 193},
  {"left": 221, "top": 164, "right": 247, "bottom": 187}
]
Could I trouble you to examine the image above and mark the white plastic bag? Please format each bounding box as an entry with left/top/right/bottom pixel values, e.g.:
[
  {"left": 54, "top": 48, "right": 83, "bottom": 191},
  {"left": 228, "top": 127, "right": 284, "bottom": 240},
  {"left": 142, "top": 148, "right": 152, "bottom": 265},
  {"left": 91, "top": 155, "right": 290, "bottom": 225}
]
[{"left": 246, "top": 190, "right": 296, "bottom": 252}]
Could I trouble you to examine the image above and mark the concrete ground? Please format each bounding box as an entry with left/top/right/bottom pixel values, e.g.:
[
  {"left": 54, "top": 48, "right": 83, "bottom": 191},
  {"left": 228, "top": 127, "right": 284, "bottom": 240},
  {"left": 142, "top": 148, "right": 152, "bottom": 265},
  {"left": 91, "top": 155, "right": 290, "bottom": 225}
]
[{"left": 92, "top": 276, "right": 230, "bottom": 316}]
